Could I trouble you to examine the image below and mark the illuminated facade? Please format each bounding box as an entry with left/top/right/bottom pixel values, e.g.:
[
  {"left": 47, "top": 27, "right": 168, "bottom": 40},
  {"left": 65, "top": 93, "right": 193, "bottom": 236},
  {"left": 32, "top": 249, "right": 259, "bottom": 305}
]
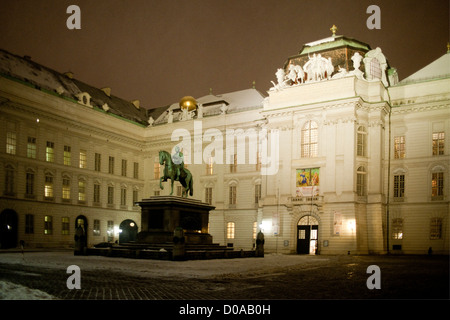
[{"left": 1, "top": 32, "right": 449, "bottom": 254}]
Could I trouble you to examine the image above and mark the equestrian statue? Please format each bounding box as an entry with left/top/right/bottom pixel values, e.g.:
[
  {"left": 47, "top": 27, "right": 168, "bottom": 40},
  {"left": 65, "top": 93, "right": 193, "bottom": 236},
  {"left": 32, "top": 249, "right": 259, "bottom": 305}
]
[{"left": 158, "top": 148, "right": 193, "bottom": 197}]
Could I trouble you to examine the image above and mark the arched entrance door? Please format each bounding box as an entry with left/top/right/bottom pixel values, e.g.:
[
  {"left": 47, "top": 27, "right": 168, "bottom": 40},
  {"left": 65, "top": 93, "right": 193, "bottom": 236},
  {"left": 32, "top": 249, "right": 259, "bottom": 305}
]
[
  {"left": 0, "top": 209, "right": 18, "bottom": 249},
  {"left": 119, "top": 219, "right": 138, "bottom": 244},
  {"left": 297, "top": 215, "right": 319, "bottom": 254},
  {"left": 75, "top": 215, "right": 88, "bottom": 245}
]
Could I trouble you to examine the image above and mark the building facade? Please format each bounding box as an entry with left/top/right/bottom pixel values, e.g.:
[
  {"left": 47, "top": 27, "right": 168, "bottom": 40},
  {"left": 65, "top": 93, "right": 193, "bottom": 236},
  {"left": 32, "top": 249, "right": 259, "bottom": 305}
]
[{"left": 1, "top": 32, "right": 449, "bottom": 254}]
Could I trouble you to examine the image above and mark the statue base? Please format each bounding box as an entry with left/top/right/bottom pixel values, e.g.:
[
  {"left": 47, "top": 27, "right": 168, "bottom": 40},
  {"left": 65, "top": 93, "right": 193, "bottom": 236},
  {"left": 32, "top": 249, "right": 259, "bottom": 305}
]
[{"left": 136, "top": 196, "right": 214, "bottom": 245}]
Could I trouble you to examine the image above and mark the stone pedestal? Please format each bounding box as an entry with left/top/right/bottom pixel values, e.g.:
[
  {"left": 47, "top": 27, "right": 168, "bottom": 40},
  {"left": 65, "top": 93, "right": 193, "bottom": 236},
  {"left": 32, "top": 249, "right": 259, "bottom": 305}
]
[{"left": 136, "top": 196, "right": 215, "bottom": 245}]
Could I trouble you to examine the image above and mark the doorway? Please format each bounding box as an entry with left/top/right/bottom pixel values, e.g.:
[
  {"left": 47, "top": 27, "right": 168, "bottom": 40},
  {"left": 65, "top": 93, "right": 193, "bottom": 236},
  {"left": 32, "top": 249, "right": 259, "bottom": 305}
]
[
  {"left": 297, "top": 215, "right": 319, "bottom": 254},
  {"left": 119, "top": 219, "right": 138, "bottom": 244},
  {"left": 0, "top": 209, "right": 18, "bottom": 249},
  {"left": 75, "top": 215, "right": 88, "bottom": 245}
]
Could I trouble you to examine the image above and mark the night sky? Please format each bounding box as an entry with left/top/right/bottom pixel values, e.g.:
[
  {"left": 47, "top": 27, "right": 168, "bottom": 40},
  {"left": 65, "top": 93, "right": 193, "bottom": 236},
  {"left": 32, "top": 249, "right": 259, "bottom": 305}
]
[{"left": 0, "top": 0, "right": 448, "bottom": 109}]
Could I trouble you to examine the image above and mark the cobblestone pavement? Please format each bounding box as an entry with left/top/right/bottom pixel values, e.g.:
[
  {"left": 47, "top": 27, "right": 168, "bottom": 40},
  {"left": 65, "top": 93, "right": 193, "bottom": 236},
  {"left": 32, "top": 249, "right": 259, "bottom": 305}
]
[{"left": 0, "top": 253, "right": 448, "bottom": 300}]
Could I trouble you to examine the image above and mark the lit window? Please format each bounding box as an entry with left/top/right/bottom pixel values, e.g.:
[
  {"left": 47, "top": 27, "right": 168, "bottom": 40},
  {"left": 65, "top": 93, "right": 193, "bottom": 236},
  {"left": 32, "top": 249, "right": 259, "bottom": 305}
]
[
  {"left": 46, "top": 141, "right": 54, "bottom": 162},
  {"left": 301, "top": 121, "right": 318, "bottom": 158},
  {"left": 206, "top": 157, "right": 214, "bottom": 175},
  {"left": 252, "top": 221, "right": 257, "bottom": 240},
  {"left": 432, "top": 132, "right": 445, "bottom": 156},
  {"left": 79, "top": 150, "right": 87, "bottom": 168},
  {"left": 62, "top": 177, "right": 71, "bottom": 200},
  {"left": 431, "top": 172, "right": 444, "bottom": 200},
  {"left": 64, "top": 145, "right": 71, "bottom": 166},
  {"left": 93, "top": 219, "right": 101, "bottom": 236},
  {"left": 392, "top": 218, "right": 403, "bottom": 239},
  {"left": 6, "top": 132, "right": 16, "bottom": 155},
  {"left": 227, "top": 222, "right": 235, "bottom": 239},
  {"left": 44, "top": 174, "right": 54, "bottom": 198},
  {"left": 78, "top": 180, "right": 86, "bottom": 202},
  {"left": 27, "top": 137, "right": 36, "bottom": 159},
  {"left": 61, "top": 217, "right": 70, "bottom": 235},
  {"left": 394, "top": 136, "right": 405, "bottom": 159},
  {"left": 44, "top": 216, "right": 53, "bottom": 235}
]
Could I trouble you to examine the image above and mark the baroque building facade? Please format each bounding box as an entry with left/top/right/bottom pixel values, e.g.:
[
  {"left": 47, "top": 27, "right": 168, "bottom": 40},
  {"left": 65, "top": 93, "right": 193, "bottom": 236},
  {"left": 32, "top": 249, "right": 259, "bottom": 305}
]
[{"left": 1, "top": 31, "right": 449, "bottom": 254}]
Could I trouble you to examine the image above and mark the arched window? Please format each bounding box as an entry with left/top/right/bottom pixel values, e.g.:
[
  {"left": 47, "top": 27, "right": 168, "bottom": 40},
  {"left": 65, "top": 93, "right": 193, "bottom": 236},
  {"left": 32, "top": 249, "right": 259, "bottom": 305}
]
[
  {"left": 301, "top": 121, "right": 318, "bottom": 158},
  {"left": 357, "top": 166, "right": 367, "bottom": 196}
]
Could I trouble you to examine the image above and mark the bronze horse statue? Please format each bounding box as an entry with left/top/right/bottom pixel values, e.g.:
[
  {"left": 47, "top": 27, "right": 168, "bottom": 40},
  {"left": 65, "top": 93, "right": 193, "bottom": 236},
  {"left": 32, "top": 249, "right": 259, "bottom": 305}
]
[{"left": 159, "top": 150, "right": 193, "bottom": 197}]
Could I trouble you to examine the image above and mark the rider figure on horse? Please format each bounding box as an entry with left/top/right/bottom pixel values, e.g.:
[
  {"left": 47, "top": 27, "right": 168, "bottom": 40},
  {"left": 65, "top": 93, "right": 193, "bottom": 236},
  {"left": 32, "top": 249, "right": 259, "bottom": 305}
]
[{"left": 171, "top": 146, "right": 184, "bottom": 180}]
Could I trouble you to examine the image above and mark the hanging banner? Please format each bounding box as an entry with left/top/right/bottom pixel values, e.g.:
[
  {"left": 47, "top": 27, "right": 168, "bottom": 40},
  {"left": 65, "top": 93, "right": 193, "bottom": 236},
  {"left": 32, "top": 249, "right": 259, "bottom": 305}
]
[{"left": 296, "top": 168, "right": 320, "bottom": 197}]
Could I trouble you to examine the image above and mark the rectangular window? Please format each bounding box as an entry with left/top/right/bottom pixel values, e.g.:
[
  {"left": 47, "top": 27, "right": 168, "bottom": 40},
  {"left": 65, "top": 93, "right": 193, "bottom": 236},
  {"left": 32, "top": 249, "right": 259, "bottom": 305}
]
[
  {"left": 44, "top": 215, "right": 53, "bottom": 235},
  {"left": 430, "top": 218, "right": 442, "bottom": 240},
  {"left": 356, "top": 172, "right": 366, "bottom": 196},
  {"left": 393, "top": 174, "right": 405, "bottom": 199},
  {"left": 93, "top": 219, "right": 101, "bottom": 236},
  {"left": 6, "top": 132, "right": 16, "bottom": 155},
  {"left": 255, "top": 184, "right": 261, "bottom": 204},
  {"left": 392, "top": 218, "right": 403, "bottom": 239},
  {"left": 79, "top": 150, "right": 87, "bottom": 168},
  {"left": 206, "top": 157, "right": 214, "bottom": 175},
  {"left": 95, "top": 153, "right": 101, "bottom": 171},
  {"left": 133, "top": 162, "right": 139, "bottom": 179},
  {"left": 78, "top": 180, "right": 86, "bottom": 202},
  {"left": 121, "top": 159, "right": 127, "bottom": 177},
  {"left": 252, "top": 221, "right": 257, "bottom": 240},
  {"left": 4, "top": 165, "right": 14, "bottom": 196},
  {"left": 357, "top": 127, "right": 367, "bottom": 157},
  {"left": 25, "top": 214, "right": 34, "bottom": 234},
  {"left": 27, "top": 137, "right": 36, "bottom": 159},
  {"left": 205, "top": 187, "right": 212, "bottom": 205},
  {"left": 61, "top": 217, "right": 70, "bottom": 235},
  {"left": 230, "top": 154, "right": 237, "bottom": 173},
  {"left": 107, "top": 186, "right": 114, "bottom": 204},
  {"left": 26, "top": 172, "right": 34, "bottom": 197},
  {"left": 432, "top": 132, "right": 445, "bottom": 155},
  {"left": 109, "top": 156, "right": 115, "bottom": 174},
  {"left": 44, "top": 175, "right": 54, "bottom": 198},
  {"left": 46, "top": 141, "right": 54, "bottom": 162},
  {"left": 64, "top": 145, "right": 71, "bottom": 166},
  {"left": 431, "top": 172, "right": 444, "bottom": 200},
  {"left": 229, "top": 185, "right": 237, "bottom": 205},
  {"left": 227, "top": 222, "right": 235, "bottom": 239},
  {"left": 107, "top": 220, "right": 114, "bottom": 242},
  {"left": 153, "top": 161, "right": 160, "bottom": 179},
  {"left": 133, "top": 190, "right": 138, "bottom": 205},
  {"left": 93, "top": 184, "right": 100, "bottom": 204},
  {"left": 394, "top": 136, "right": 405, "bottom": 159},
  {"left": 62, "top": 178, "right": 71, "bottom": 200},
  {"left": 121, "top": 188, "right": 127, "bottom": 206}
]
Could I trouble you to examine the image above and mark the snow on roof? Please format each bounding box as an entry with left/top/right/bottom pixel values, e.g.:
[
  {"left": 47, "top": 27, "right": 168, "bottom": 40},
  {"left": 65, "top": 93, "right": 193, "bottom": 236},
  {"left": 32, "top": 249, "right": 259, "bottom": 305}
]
[
  {"left": 399, "top": 53, "right": 450, "bottom": 84},
  {"left": 0, "top": 49, "right": 149, "bottom": 126},
  {"left": 151, "top": 88, "right": 265, "bottom": 125}
]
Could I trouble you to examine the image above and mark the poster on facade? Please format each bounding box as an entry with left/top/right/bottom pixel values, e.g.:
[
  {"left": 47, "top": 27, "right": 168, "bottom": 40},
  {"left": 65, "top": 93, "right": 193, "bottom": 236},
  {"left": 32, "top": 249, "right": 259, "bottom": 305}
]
[
  {"left": 296, "top": 168, "right": 320, "bottom": 197},
  {"left": 334, "top": 211, "right": 342, "bottom": 235},
  {"left": 272, "top": 211, "right": 279, "bottom": 235}
]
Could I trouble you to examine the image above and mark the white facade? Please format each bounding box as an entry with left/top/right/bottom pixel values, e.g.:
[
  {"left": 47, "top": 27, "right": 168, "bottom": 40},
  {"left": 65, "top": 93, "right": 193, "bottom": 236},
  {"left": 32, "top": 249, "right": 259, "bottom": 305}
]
[{"left": 1, "top": 34, "right": 449, "bottom": 254}]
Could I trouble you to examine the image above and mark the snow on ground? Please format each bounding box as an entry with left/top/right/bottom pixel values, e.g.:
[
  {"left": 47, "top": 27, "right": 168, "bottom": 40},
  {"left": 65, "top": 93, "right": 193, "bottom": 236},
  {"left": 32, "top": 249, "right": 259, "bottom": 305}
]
[
  {"left": 0, "top": 251, "right": 329, "bottom": 279},
  {"left": 0, "top": 281, "right": 55, "bottom": 300}
]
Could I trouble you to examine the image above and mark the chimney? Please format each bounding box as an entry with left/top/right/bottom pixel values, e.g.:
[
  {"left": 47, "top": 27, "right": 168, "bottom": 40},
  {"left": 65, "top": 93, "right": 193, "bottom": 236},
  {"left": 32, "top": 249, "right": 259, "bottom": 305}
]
[
  {"left": 64, "top": 72, "right": 74, "bottom": 79},
  {"left": 101, "top": 87, "right": 111, "bottom": 97},
  {"left": 131, "top": 100, "right": 140, "bottom": 109}
]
